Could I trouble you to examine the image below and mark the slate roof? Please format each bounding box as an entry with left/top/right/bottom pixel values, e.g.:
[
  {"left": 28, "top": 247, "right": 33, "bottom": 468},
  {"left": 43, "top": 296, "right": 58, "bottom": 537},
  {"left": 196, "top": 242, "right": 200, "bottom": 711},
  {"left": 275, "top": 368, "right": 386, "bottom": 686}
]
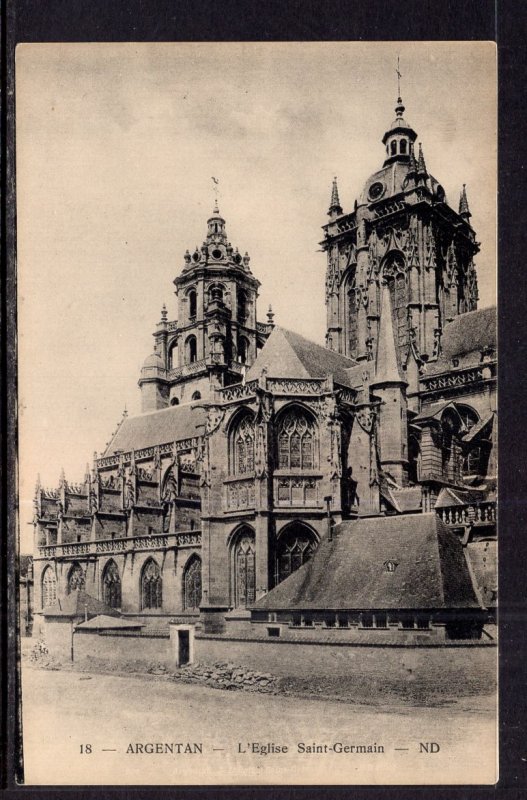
[
  {"left": 75, "top": 614, "right": 142, "bottom": 630},
  {"left": 252, "top": 513, "right": 480, "bottom": 611},
  {"left": 426, "top": 306, "right": 496, "bottom": 376},
  {"left": 104, "top": 402, "right": 207, "bottom": 456},
  {"left": 246, "top": 326, "right": 357, "bottom": 387},
  {"left": 41, "top": 589, "right": 122, "bottom": 619}
]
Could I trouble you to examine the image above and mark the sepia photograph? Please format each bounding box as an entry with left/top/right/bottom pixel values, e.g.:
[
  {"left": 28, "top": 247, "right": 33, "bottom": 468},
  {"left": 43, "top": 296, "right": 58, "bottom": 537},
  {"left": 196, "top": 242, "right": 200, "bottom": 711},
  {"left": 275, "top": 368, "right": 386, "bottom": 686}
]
[{"left": 15, "top": 40, "right": 497, "bottom": 786}]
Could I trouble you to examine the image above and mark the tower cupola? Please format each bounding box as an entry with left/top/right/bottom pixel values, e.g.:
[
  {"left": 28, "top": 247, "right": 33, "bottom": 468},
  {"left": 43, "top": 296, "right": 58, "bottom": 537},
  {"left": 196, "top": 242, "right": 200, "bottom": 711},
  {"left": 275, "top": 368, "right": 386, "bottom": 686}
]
[{"left": 382, "top": 97, "right": 417, "bottom": 166}]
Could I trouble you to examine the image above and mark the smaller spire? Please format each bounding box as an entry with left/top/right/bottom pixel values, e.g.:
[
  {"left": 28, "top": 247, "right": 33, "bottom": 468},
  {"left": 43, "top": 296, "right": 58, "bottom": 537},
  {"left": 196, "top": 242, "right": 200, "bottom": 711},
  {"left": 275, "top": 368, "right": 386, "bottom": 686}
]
[
  {"left": 417, "top": 143, "right": 427, "bottom": 176},
  {"left": 459, "top": 184, "right": 471, "bottom": 219},
  {"left": 328, "top": 176, "right": 343, "bottom": 216},
  {"left": 266, "top": 304, "right": 275, "bottom": 325},
  {"left": 160, "top": 303, "right": 168, "bottom": 323},
  {"left": 371, "top": 283, "right": 406, "bottom": 386}
]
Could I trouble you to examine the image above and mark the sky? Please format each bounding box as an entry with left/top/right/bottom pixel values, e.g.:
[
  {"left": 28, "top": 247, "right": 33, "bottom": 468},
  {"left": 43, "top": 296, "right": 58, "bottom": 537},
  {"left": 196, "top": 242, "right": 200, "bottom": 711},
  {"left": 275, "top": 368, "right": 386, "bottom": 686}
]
[{"left": 16, "top": 41, "right": 497, "bottom": 551}]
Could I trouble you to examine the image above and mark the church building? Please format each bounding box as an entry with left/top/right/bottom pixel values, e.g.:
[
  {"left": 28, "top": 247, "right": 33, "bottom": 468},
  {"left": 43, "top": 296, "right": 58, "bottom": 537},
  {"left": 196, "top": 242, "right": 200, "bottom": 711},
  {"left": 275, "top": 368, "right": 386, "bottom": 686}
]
[{"left": 32, "top": 90, "right": 496, "bottom": 642}]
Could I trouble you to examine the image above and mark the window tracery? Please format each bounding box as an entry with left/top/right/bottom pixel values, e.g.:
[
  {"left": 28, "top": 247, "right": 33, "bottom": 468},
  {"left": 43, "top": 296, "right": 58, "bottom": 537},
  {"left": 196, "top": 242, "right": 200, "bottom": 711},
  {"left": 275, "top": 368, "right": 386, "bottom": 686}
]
[
  {"left": 275, "top": 525, "right": 317, "bottom": 585},
  {"left": 277, "top": 409, "right": 316, "bottom": 470},
  {"left": 231, "top": 414, "right": 255, "bottom": 475},
  {"left": 102, "top": 560, "right": 121, "bottom": 609},
  {"left": 183, "top": 556, "right": 202, "bottom": 610},
  {"left": 42, "top": 566, "right": 57, "bottom": 608},
  {"left": 234, "top": 531, "right": 256, "bottom": 608},
  {"left": 141, "top": 559, "right": 162, "bottom": 610},
  {"left": 67, "top": 562, "right": 85, "bottom": 593}
]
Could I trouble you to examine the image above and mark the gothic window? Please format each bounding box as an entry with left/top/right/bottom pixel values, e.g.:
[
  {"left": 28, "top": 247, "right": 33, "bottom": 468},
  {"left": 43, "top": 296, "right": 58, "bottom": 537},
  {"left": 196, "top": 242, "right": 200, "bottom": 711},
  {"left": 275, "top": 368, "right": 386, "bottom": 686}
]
[
  {"left": 237, "top": 336, "right": 249, "bottom": 364},
  {"left": 41, "top": 566, "right": 57, "bottom": 608},
  {"left": 390, "top": 140, "right": 397, "bottom": 155},
  {"left": 408, "top": 434, "right": 421, "bottom": 484},
  {"left": 191, "top": 391, "right": 201, "bottom": 401},
  {"left": 383, "top": 253, "right": 408, "bottom": 351},
  {"left": 347, "top": 288, "right": 358, "bottom": 354},
  {"left": 237, "top": 289, "right": 248, "bottom": 323},
  {"left": 231, "top": 413, "right": 255, "bottom": 475},
  {"left": 168, "top": 341, "right": 178, "bottom": 370},
  {"left": 277, "top": 409, "right": 317, "bottom": 470},
  {"left": 102, "top": 560, "right": 121, "bottom": 609},
  {"left": 275, "top": 525, "right": 317, "bottom": 586},
  {"left": 399, "top": 139, "right": 407, "bottom": 155},
  {"left": 67, "top": 562, "right": 85, "bottom": 594},
  {"left": 233, "top": 529, "right": 256, "bottom": 608},
  {"left": 186, "top": 335, "right": 197, "bottom": 363},
  {"left": 183, "top": 555, "right": 202, "bottom": 610},
  {"left": 141, "top": 558, "right": 162, "bottom": 610},
  {"left": 188, "top": 289, "right": 197, "bottom": 319}
]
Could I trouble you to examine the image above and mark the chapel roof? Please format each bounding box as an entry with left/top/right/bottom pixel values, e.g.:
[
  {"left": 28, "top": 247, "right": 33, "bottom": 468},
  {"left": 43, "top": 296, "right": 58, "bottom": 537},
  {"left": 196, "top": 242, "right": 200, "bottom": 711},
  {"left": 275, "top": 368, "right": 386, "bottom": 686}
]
[
  {"left": 103, "top": 402, "right": 207, "bottom": 456},
  {"left": 252, "top": 513, "right": 480, "bottom": 611},
  {"left": 245, "top": 326, "right": 358, "bottom": 387},
  {"left": 41, "top": 589, "right": 122, "bottom": 619},
  {"left": 426, "top": 306, "right": 496, "bottom": 376}
]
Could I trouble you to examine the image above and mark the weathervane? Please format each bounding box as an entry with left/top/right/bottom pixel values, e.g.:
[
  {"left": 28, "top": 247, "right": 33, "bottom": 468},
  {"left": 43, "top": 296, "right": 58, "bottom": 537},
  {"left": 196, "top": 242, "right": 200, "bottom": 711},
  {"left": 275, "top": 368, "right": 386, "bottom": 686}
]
[
  {"left": 211, "top": 176, "right": 220, "bottom": 212},
  {"left": 396, "top": 55, "right": 402, "bottom": 98}
]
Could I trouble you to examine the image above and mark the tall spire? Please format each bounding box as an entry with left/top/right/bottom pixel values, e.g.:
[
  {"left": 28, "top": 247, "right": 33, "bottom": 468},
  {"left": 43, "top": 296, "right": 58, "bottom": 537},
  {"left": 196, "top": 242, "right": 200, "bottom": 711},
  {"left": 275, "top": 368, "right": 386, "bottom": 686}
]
[
  {"left": 459, "top": 184, "right": 471, "bottom": 219},
  {"left": 328, "top": 176, "right": 343, "bottom": 217},
  {"left": 372, "top": 284, "right": 405, "bottom": 386}
]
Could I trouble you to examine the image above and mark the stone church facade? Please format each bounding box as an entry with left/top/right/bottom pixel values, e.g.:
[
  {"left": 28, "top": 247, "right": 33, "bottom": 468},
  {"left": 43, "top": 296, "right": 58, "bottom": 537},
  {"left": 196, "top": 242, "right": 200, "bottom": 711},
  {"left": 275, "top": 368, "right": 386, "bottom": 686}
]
[{"left": 33, "top": 93, "right": 496, "bottom": 639}]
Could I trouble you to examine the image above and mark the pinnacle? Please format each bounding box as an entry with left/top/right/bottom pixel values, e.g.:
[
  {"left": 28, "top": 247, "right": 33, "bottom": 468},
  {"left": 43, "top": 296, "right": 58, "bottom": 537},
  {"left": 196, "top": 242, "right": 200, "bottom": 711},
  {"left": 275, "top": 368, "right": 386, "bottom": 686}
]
[
  {"left": 459, "top": 184, "right": 471, "bottom": 218},
  {"left": 328, "top": 176, "right": 342, "bottom": 215},
  {"left": 417, "top": 143, "right": 427, "bottom": 175}
]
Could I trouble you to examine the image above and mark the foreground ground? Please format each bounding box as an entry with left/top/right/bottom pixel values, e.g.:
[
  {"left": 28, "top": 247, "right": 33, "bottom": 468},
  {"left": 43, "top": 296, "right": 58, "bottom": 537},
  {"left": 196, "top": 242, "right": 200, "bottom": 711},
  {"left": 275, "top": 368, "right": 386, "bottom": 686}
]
[{"left": 21, "top": 664, "right": 497, "bottom": 786}]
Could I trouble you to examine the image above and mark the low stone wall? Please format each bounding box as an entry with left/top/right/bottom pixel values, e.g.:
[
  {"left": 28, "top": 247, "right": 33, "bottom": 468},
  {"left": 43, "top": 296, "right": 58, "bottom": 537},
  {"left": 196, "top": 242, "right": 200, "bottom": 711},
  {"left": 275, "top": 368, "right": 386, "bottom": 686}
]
[
  {"left": 73, "top": 629, "right": 171, "bottom": 671},
  {"left": 194, "top": 633, "right": 497, "bottom": 699}
]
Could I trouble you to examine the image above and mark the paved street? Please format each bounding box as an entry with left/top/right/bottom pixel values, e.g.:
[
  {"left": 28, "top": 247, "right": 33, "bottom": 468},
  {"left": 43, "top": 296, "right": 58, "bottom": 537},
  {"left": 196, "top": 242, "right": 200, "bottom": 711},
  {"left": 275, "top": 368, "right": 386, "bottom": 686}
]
[{"left": 22, "top": 665, "right": 497, "bottom": 786}]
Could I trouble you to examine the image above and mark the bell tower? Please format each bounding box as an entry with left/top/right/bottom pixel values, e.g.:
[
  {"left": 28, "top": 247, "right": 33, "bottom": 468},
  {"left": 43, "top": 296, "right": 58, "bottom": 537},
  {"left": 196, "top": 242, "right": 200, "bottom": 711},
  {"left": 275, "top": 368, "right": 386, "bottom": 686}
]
[
  {"left": 139, "top": 200, "right": 265, "bottom": 410},
  {"left": 321, "top": 93, "right": 480, "bottom": 376}
]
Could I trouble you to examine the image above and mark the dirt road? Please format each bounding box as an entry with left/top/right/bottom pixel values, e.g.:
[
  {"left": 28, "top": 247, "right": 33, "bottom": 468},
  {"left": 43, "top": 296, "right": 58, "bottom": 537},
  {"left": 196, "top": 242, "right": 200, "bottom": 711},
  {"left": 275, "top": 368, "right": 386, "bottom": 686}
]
[{"left": 21, "top": 665, "right": 496, "bottom": 786}]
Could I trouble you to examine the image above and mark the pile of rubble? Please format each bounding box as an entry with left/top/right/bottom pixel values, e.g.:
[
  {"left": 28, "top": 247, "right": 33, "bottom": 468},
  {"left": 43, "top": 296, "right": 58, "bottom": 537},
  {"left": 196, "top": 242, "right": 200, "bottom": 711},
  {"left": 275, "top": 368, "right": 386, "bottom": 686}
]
[
  {"left": 148, "top": 661, "right": 278, "bottom": 693},
  {"left": 28, "top": 640, "right": 61, "bottom": 669}
]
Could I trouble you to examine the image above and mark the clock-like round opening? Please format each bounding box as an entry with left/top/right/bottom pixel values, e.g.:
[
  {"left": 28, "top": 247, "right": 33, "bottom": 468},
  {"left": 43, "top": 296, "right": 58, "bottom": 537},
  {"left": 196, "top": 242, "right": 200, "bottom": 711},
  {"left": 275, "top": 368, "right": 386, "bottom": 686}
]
[
  {"left": 211, "top": 248, "right": 223, "bottom": 260},
  {"left": 368, "top": 181, "right": 385, "bottom": 201}
]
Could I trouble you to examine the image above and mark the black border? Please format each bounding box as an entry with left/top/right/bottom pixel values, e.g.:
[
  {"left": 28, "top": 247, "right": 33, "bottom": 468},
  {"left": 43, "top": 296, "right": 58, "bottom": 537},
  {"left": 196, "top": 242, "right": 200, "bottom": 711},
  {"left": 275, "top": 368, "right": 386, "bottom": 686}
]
[{"left": 3, "top": 1, "right": 527, "bottom": 798}]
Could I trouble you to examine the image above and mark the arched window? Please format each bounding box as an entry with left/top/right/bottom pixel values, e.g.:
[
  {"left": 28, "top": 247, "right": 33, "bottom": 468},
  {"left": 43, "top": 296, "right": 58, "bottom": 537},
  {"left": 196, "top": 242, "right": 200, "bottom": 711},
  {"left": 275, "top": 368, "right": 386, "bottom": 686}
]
[
  {"left": 237, "top": 289, "right": 248, "bottom": 323},
  {"left": 208, "top": 283, "right": 224, "bottom": 304},
  {"left": 408, "top": 433, "right": 421, "bottom": 484},
  {"left": 188, "top": 289, "right": 197, "bottom": 319},
  {"left": 191, "top": 391, "right": 201, "bottom": 401},
  {"left": 102, "top": 560, "right": 121, "bottom": 609},
  {"left": 67, "top": 562, "right": 85, "bottom": 594},
  {"left": 233, "top": 529, "right": 256, "bottom": 608},
  {"left": 237, "top": 337, "right": 249, "bottom": 364},
  {"left": 186, "top": 335, "right": 197, "bottom": 363},
  {"left": 141, "top": 559, "right": 162, "bottom": 610},
  {"left": 231, "top": 413, "right": 255, "bottom": 475},
  {"left": 347, "top": 287, "right": 358, "bottom": 354},
  {"left": 170, "top": 397, "right": 179, "bottom": 406},
  {"left": 275, "top": 524, "right": 318, "bottom": 586},
  {"left": 41, "top": 566, "right": 57, "bottom": 608},
  {"left": 382, "top": 253, "right": 408, "bottom": 351},
  {"left": 183, "top": 555, "right": 202, "bottom": 610},
  {"left": 277, "top": 408, "right": 317, "bottom": 470},
  {"left": 168, "top": 341, "right": 178, "bottom": 370},
  {"left": 390, "top": 140, "right": 397, "bottom": 155},
  {"left": 399, "top": 139, "right": 407, "bottom": 154}
]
